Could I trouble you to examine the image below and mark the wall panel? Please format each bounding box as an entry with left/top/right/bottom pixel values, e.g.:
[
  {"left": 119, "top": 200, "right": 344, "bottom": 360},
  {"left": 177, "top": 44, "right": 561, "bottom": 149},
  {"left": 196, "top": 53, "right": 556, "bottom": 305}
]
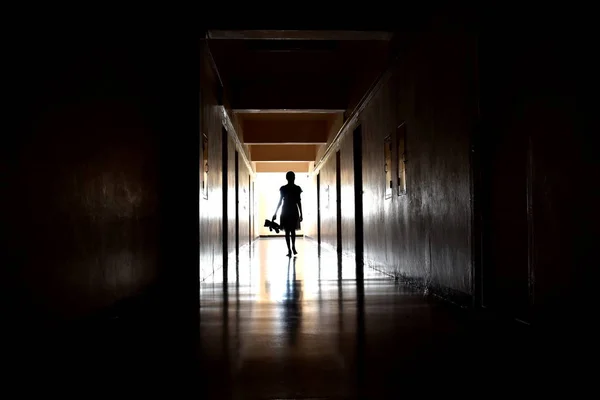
[
  {"left": 315, "top": 18, "right": 476, "bottom": 302},
  {"left": 303, "top": 173, "right": 318, "bottom": 239},
  {"left": 340, "top": 130, "right": 356, "bottom": 257},
  {"left": 319, "top": 157, "right": 338, "bottom": 252}
]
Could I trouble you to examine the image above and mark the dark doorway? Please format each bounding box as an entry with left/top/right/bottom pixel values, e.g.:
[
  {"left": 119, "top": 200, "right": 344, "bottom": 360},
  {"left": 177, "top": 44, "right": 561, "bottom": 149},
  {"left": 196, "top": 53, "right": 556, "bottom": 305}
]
[
  {"left": 235, "top": 150, "right": 240, "bottom": 259},
  {"left": 222, "top": 126, "right": 229, "bottom": 271},
  {"left": 248, "top": 174, "right": 252, "bottom": 251},
  {"left": 316, "top": 172, "right": 322, "bottom": 254},
  {"left": 251, "top": 181, "right": 255, "bottom": 242},
  {"left": 336, "top": 151, "right": 342, "bottom": 255},
  {"left": 481, "top": 125, "right": 530, "bottom": 322},
  {"left": 353, "top": 125, "right": 364, "bottom": 278}
]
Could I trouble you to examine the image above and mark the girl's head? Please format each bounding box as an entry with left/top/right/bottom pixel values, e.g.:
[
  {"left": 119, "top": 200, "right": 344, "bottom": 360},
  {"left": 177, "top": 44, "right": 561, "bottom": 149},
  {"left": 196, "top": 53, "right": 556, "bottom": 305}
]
[{"left": 285, "top": 171, "right": 295, "bottom": 183}]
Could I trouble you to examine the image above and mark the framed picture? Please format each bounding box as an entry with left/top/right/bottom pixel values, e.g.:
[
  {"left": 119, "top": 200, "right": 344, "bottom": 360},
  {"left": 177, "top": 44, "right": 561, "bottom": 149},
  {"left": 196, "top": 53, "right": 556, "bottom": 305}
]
[
  {"left": 384, "top": 134, "right": 393, "bottom": 199},
  {"left": 397, "top": 122, "right": 407, "bottom": 196},
  {"left": 201, "top": 133, "right": 209, "bottom": 199}
]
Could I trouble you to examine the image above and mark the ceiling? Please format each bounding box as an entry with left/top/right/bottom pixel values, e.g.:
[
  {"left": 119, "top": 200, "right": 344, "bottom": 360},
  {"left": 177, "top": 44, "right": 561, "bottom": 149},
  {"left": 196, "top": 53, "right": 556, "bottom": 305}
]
[
  {"left": 208, "top": 38, "right": 391, "bottom": 79},
  {"left": 206, "top": 30, "right": 394, "bottom": 172}
]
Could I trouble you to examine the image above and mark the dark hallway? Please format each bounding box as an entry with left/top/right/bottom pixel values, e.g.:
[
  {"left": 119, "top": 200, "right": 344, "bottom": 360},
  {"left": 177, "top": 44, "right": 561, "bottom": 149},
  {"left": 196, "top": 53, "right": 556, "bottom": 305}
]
[{"left": 5, "top": 11, "right": 595, "bottom": 398}]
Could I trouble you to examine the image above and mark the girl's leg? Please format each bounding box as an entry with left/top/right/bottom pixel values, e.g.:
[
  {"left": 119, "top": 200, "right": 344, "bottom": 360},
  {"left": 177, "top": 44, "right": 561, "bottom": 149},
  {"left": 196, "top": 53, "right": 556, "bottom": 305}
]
[
  {"left": 285, "top": 229, "right": 292, "bottom": 256},
  {"left": 291, "top": 230, "right": 297, "bottom": 254}
]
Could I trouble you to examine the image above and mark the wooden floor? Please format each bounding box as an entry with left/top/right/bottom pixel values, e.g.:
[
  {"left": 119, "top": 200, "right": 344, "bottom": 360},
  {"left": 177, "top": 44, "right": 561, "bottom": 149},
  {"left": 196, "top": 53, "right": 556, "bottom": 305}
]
[
  {"left": 198, "top": 238, "right": 538, "bottom": 399},
  {"left": 9, "top": 238, "right": 583, "bottom": 397}
]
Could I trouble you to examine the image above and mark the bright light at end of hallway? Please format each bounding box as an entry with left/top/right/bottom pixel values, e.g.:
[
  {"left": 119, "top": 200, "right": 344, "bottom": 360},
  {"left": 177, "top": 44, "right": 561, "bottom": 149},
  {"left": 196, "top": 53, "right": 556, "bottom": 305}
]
[{"left": 256, "top": 172, "right": 308, "bottom": 237}]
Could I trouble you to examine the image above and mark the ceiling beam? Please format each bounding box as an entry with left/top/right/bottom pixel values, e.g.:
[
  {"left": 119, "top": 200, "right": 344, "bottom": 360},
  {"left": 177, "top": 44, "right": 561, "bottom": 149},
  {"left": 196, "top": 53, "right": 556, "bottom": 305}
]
[
  {"left": 207, "top": 30, "right": 393, "bottom": 41},
  {"left": 230, "top": 78, "right": 348, "bottom": 110},
  {"left": 236, "top": 109, "right": 343, "bottom": 114},
  {"left": 254, "top": 162, "right": 310, "bottom": 173},
  {"left": 243, "top": 119, "right": 329, "bottom": 144},
  {"left": 250, "top": 145, "right": 317, "bottom": 162}
]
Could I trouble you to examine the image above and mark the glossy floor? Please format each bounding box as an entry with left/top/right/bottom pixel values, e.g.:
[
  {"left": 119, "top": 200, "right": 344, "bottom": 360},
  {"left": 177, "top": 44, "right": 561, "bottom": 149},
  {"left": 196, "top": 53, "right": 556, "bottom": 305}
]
[
  {"left": 199, "top": 238, "right": 535, "bottom": 399},
  {"left": 10, "top": 238, "right": 579, "bottom": 397}
]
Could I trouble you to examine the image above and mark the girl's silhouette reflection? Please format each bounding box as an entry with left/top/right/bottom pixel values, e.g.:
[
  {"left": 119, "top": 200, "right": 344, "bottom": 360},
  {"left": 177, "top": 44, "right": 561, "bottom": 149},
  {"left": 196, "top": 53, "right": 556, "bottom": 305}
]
[{"left": 282, "top": 257, "right": 301, "bottom": 346}]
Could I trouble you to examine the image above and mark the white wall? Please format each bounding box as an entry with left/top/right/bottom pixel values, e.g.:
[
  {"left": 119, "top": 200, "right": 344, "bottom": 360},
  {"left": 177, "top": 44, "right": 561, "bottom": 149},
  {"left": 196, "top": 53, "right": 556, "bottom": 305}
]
[{"left": 256, "top": 172, "right": 308, "bottom": 236}]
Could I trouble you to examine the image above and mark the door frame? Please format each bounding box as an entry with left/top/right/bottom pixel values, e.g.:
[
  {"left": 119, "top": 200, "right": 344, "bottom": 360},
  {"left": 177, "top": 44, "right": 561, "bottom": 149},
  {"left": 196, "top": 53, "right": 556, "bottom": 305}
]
[
  {"left": 248, "top": 174, "right": 252, "bottom": 248},
  {"left": 222, "top": 126, "right": 228, "bottom": 271},
  {"left": 335, "top": 151, "right": 342, "bottom": 255},
  {"left": 234, "top": 150, "right": 239, "bottom": 259},
  {"left": 353, "top": 125, "right": 364, "bottom": 277},
  {"left": 316, "top": 172, "right": 322, "bottom": 253}
]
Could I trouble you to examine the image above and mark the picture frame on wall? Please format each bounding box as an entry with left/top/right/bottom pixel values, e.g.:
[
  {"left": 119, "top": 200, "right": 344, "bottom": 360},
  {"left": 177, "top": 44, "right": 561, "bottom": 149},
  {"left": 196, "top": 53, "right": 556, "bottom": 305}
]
[
  {"left": 397, "top": 122, "right": 407, "bottom": 196},
  {"left": 202, "top": 133, "right": 209, "bottom": 199},
  {"left": 384, "top": 134, "right": 393, "bottom": 199}
]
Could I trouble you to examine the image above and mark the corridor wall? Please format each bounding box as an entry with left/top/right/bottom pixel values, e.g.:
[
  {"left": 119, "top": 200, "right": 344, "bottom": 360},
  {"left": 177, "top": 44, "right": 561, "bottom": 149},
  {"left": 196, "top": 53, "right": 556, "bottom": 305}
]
[
  {"left": 199, "top": 45, "right": 253, "bottom": 282},
  {"left": 314, "top": 15, "right": 477, "bottom": 303}
]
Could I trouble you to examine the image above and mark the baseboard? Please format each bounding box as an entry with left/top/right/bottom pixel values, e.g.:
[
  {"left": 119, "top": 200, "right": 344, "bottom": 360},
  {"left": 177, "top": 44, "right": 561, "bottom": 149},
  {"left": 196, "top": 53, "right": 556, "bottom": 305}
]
[
  {"left": 235, "top": 242, "right": 252, "bottom": 258},
  {"left": 200, "top": 262, "right": 221, "bottom": 283},
  {"left": 200, "top": 243, "right": 254, "bottom": 283},
  {"left": 393, "top": 275, "right": 472, "bottom": 308},
  {"left": 362, "top": 258, "right": 395, "bottom": 278},
  {"left": 238, "top": 242, "right": 252, "bottom": 252},
  {"left": 319, "top": 241, "right": 338, "bottom": 254},
  {"left": 363, "top": 257, "right": 473, "bottom": 309},
  {"left": 259, "top": 234, "right": 305, "bottom": 238}
]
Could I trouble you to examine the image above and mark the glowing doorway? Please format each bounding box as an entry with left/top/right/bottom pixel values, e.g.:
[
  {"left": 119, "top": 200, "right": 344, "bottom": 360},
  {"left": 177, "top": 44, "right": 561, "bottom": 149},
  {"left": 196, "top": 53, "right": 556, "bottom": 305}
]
[{"left": 256, "top": 172, "right": 308, "bottom": 237}]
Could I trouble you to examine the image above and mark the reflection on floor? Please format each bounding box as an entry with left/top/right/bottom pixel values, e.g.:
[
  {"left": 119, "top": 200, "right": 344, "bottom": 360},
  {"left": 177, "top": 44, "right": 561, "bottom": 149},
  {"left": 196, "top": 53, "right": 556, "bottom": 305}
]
[{"left": 199, "top": 238, "right": 533, "bottom": 399}]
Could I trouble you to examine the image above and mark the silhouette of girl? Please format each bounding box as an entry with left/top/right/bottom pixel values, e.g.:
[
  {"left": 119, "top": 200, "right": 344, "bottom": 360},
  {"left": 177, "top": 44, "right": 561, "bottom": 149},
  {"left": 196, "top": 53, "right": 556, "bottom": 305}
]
[{"left": 273, "top": 171, "right": 303, "bottom": 257}]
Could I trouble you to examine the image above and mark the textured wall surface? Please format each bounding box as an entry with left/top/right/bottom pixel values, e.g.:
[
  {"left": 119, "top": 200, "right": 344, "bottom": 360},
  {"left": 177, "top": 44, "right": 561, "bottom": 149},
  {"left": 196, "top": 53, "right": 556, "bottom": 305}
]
[
  {"left": 199, "top": 49, "right": 253, "bottom": 282},
  {"left": 303, "top": 173, "right": 318, "bottom": 240},
  {"left": 479, "top": 24, "right": 593, "bottom": 322},
  {"left": 312, "top": 19, "right": 477, "bottom": 300},
  {"left": 199, "top": 53, "right": 225, "bottom": 282},
  {"left": 307, "top": 14, "right": 590, "bottom": 322},
  {"left": 4, "top": 37, "right": 203, "bottom": 386},
  {"left": 315, "top": 113, "right": 344, "bottom": 163},
  {"left": 9, "top": 93, "right": 161, "bottom": 318},
  {"left": 225, "top": 134, "right": 236, "bottom": 260},
  {"left": 340, "top": 131, "right": 356, "bottom": 257},
  {"left": 238, "top": 169, "right": 251, "bottom": 250},
  {"left": 229, "top": 109, "right": 254, "bottom": 250},
  {"left": 5, "top": 36, "right": 203, "bottom": 322},
  {"left": 318, "top": 155, "right": 338, "bottom": 252},
  {"left": 360, "top": 77, "right": 399, "bottom": 276}
]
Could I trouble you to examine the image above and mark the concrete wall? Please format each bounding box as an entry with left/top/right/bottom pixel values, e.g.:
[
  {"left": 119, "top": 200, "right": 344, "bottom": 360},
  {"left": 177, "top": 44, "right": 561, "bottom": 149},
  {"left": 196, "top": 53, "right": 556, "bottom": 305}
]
[
  {"left": 318, "top": 153, "right": 338, "bottom": 253},
  {"left": 5, "top": 32, "right": 202, "bottom": 386},
  {"left": 238, "top": 167, "right": 251, "bottom": 249},
  {"left": 340, "top": 129, "right": 356, "bottom": 258},
  {"left": 302, "top": 172, "right": 319, "bottom": 240},
  {"left": 199, "top": 47, "right": 253, "bottom": 282},
  {"left": 6, "top": 35, "right": 200, "bottom": 321},
  {"left": 199, "top": 51, "right": 225, "bottom": 281},
  {"left": 315, "top": 113, "right": 343, "bottom": 163},
  {"left": 311, "top": 16, "right": 477, "bottom": 302},
  {"left": 478, "top": 20, "right": 594, "bottom": 323},
  {"left": 309, "top": 12, "right": 592, "bottom": 323},
  {"left": 224, "top": 133, "right": 236, "bottom": 260}
]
